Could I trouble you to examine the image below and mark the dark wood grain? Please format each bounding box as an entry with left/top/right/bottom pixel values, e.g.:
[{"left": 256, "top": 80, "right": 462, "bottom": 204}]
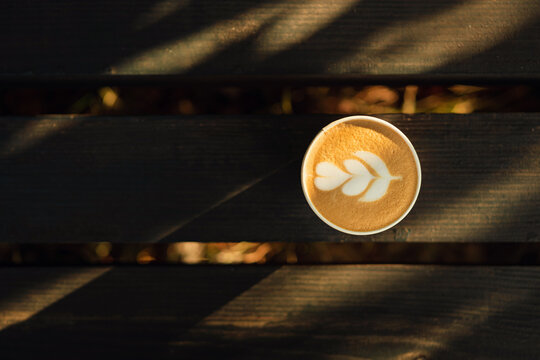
[
  {"left": 1, "top": 265, "right": 539, "bottom": 359},
  {"left": 0, "top": 114, "right": 538, "bottom": 242},
  {"left": 1, "top": 0, "right": 539, "bottom": 82}
]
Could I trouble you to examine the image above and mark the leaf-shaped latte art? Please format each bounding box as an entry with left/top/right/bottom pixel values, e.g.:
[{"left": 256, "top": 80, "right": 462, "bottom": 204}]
[
  {"left": 359, "top": 178, "right": 392, "bottom": 202},
  {"left": 354, "top": 151, "right": 398, "bottom": 179},
  {"left": 313, "top": 151, "right": 402, "bottom": 202},
  {"left": 341, "top": 159, "right": 373, "bottom": 195},
  {"left": 314, "top": 162, "right": 352, "bottom": 190},
  {"left": 354, "top": 151, "right": 402, "bottom": 202}
]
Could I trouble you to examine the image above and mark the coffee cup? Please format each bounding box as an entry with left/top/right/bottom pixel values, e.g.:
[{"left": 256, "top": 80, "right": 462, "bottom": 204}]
[{"left": 301, "top": 115, "right": 421, "bottom": 235}]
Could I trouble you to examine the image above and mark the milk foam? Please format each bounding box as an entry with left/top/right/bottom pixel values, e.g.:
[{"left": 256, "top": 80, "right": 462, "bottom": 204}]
[
  {"left": 314, "top": 151, "right": 401, "bottom": 202},
  {"left": 302, "top": 116, "right": 421, "bottom": 234}
]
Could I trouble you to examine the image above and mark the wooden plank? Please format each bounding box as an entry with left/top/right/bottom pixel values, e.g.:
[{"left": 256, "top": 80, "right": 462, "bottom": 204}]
[
  {"left": 0, "top": 114, "right": 538, "bottom": 242},
  {"left": 1, "top": 0, "right": 539, "bottom": 82},
  {"left": 1, "top": 265, "right": 540, "bottom": 359}
]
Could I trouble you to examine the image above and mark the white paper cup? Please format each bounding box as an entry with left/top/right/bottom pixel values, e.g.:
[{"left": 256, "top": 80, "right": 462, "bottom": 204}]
[{"left": 301, "top": 115, "right": 422, "bottom": 235}]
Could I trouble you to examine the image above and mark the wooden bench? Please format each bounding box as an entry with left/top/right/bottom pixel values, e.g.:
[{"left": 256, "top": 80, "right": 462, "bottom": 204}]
[{"left": 1, "top": 1, "right": 539, "bottom": 359}]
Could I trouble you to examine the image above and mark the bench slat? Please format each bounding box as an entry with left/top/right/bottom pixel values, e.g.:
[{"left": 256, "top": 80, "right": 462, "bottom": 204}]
[
  {"left": 1, "top": 0, "right": 539, "bottom": 82},
  {"left": 1, "top": 265, "right": 539, "bottom": 359},
  {"left": 0, "top": 114, "right": 538, "bottom": 242}
]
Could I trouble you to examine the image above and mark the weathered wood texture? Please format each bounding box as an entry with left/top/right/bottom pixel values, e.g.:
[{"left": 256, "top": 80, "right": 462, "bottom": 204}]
[
  {"left": 1, "top": 265, "right": 539, "bottom": 359},
  {"left": 1, "top": 0, "right": 540, "bottom": 81},
  {"left": 0, "top": 114, "right": 538, "bottom": 242}
]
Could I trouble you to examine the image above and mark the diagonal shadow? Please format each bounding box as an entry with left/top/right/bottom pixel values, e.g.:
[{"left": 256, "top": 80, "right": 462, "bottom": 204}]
[
  {"left": 0, "top": 114, "right": 537, "bottom": 243},
  {"left": 0, "top": 0, "right": 271, "bottom": 76},
  {"left": 161, "top": 113, "right": 539, "bottom": 243},
  {"left": 0, "top": 115, "right": 329, "bottom": 242},
  {"left": 133, "top": 0, "right": 540, "bottom": 81},
  {"left": 1, "top": 3, "right": 538, "bottom": 243},
  {"left": 164, "top": 158, "right": 360, "bottom": 242},
  {"left": 0, "top": 266, "right": 277, "bottom": 359},
  {"left": 428, "top": 275, "right": 540, "bottom": 359},
  {"left": 400, "top": 113, "right": 540, "bottom": 242},
  {"left": 2, "top": 266, "right": 539, "bottom": 359},
  {"left": 170, "top": 266, "right": 540, "bottom": 359},
  {"left": 5, "top": 0, "right": 535, "bottom": 81},
  {"left": 183, "top": 0, "right": 461, "bottom": 77}
]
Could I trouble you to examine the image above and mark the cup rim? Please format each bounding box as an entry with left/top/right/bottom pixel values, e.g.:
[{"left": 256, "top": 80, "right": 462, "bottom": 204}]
[{"left": 300, "top": 115, "right": 422, "bottom": 235}]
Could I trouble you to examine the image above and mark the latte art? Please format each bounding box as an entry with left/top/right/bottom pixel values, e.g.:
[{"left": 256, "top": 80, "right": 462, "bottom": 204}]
[
  {"left": 314, "top": 151, "right": 402, "bottom": 202},
  {"left": 301, "top": 116, "right": 421, "bottom": 235}
]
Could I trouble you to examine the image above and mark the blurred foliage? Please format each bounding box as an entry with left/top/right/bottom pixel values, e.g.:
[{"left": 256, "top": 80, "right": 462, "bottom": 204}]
[
  {"left": 1, "top": 84, "right": 539, "bottom": 265},
  {"left": 1, "top": 243, "right": 540, "bottom": 265},
  {"left": 1, "top": 85, "right": 539, "bottom": 116}
]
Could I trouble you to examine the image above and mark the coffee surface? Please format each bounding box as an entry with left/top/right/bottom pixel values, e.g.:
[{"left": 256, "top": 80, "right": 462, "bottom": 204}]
[{"left": 302, "top": 118, "right": 419, "bottom": 233}]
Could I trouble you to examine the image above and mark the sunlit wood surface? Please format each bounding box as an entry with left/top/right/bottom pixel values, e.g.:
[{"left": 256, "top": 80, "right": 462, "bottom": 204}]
[
  {"left": 0, "top": 114, "right": 538, "bottom": 242},
  {"left": 2, "top": 2, "right": 539, "bottom": 359},
  {"left": 1, "top": 0, "right": 539, "bottom": 81},
  {"left": 1, "top": 265, "right": 539, "bottom": 359}
]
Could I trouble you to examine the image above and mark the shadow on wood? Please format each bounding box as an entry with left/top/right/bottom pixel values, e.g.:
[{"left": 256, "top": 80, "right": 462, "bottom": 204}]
[
  {"left": 1, "top": 266, "right": 539, "bottom": 359},
  {"left": 1, "top": 0, "right": 539, "bottom": 82},
  {"left": 0, "top": 266, "right": 276, "bottom": 359},
  {"left": 0, "top": 114, "right": 538, "bottom": 242}
]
